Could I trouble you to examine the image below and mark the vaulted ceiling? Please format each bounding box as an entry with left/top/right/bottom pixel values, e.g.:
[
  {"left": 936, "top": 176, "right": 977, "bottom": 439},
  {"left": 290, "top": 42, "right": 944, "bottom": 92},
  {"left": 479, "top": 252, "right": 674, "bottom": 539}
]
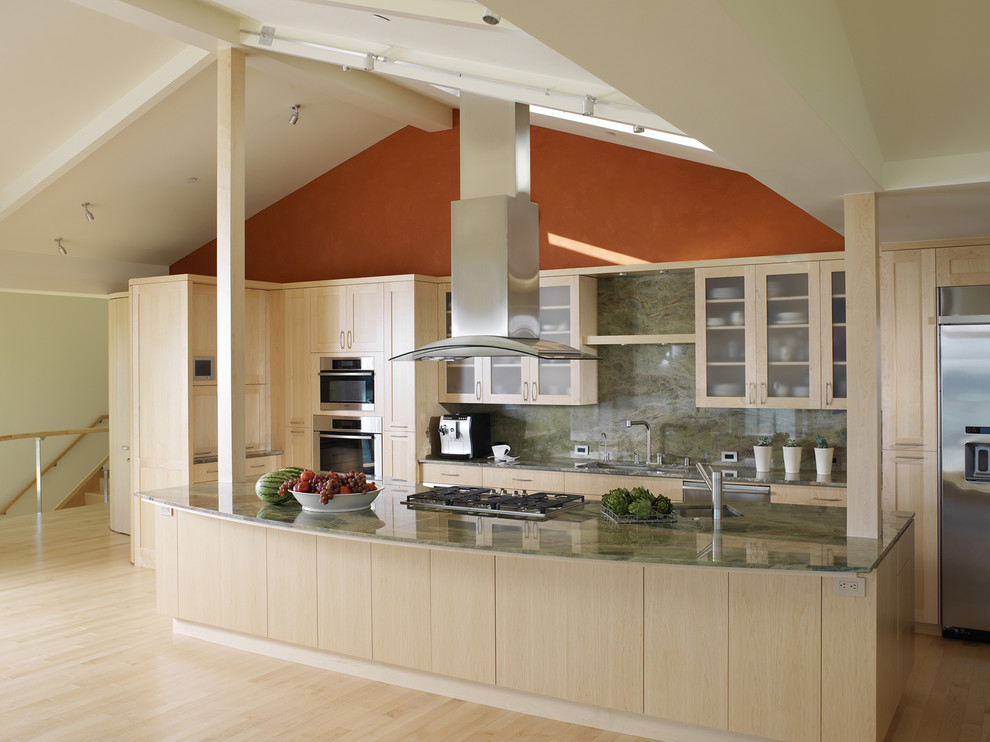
[{"left": 3, "top": 0, "right": 989, "bottom": 294}]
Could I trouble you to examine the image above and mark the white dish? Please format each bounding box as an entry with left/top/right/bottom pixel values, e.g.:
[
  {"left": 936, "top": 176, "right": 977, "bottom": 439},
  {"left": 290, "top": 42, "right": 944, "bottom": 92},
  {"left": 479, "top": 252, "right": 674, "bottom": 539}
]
[
  {"left": 710, "top": 287, "right": 742, "bottom": 299},
  {"left": 292, "top": 486, "right": 382, "bottom": 513},
  {"left": 792, "top": 386, "right": 810, "bottom": 396},
  {"left": 775, "top": 312, "right": 807, "bottom": 324},
  {"left": 711, "top": 383, "right": 745, "bottom": 396},
  {"left": 706, "top": 317, "right": 726, "bottom": 326}
]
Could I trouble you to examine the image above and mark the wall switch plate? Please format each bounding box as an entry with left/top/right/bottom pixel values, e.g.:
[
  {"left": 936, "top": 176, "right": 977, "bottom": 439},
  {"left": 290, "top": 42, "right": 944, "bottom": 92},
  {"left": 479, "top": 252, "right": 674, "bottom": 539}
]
[
  {"left": 574, "top": 444, "right": 590, "bottom": 457},
  {"left": 833, "top": 576, "right": 865, "bottom": 597},
  {"left": 721, "top": 451, "right": 738, "bottom": 463}
]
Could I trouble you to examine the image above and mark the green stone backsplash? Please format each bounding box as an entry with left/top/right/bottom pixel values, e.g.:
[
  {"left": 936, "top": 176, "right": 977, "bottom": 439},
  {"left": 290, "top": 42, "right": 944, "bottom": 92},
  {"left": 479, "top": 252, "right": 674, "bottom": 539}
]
[{"left": 451, "top": 273, "right": 847, "bottom": 470}]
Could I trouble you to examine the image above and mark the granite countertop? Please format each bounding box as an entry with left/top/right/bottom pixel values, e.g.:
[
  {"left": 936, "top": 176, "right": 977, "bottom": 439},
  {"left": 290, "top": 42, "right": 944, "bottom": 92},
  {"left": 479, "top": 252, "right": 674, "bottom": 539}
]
[
  {"left": 140, "top": 479, "right": 909, "bottom": 573},
  {"left": 420, "top": 455, "right": 848, "bottom": 487},
  {"left": 193, "top": 449, "right": 283, "bottom": 465}
]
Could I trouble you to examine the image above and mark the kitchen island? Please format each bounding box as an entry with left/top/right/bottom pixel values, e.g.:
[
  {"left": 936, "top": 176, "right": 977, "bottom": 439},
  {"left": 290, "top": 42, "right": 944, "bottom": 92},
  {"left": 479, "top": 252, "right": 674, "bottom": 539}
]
[{"left": 142, "top": 481, "right": 914, "bottom": 742}]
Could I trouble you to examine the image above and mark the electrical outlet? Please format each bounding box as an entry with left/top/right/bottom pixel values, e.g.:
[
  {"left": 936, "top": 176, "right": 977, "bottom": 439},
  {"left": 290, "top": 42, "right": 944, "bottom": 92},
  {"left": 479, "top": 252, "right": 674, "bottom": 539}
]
[
  {"left": 721, "top": 451, "right": 738, "bottom": 463},
  {"left": 573, "top": 444, "right": 590, "bottom": 457},
  {"left": 833, "top": 576, "right": 865, "bottom": 597}
]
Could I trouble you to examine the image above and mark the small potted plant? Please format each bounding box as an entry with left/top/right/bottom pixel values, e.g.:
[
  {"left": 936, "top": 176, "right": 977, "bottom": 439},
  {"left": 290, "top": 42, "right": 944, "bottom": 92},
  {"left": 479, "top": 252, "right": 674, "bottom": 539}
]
[
  {"left": 754, "top": 436, "right": 773, "bottom": 471},
  {"left": 815, "top": 434, "right": 834, "bottom": 476},
  {"left": 782, "top": 435, "right": 802, "bottom": 474}
]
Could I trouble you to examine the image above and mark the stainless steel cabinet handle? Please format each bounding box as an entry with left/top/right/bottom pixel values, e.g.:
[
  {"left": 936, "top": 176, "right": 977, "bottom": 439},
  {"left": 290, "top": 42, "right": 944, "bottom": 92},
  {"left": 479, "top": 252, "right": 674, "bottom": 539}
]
[
  {"left": 121, "top": 445, "right": 130, "bottom": 451},
  {"left": 894, "top": 455, "right": 925, "bottom": 461},
  {"left": 523, "top": 381, "right": 529, "bottom": 401},
  {"left": 511, "top": 477, "right": 534, "bottom": 483},
  {"left": 760, "top": 382, "right": 767, "bottom": 405},
  {"left": 475, "top": 381, "right": 482, "bottom": 400},
  {"left": 339, "top": 331, "right": 345, "bottom": 349},
  {"left": 749, "top": 383, "right": 756, "bottom": 404},
  {"left": 825, "top": 382, "right": 833, "bottom": 406},
  {"left": 532, "top": 382, "right": 538, "bottom": 402},
  {"left": 346, "top": 330, "right": 352, "bottom": 348}
]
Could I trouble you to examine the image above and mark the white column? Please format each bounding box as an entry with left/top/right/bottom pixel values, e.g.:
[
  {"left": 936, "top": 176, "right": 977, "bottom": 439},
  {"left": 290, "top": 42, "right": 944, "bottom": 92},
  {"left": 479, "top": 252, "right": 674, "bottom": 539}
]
[
  {"left": 217, "top": 47, "right": 246, "bottom": 485},
  {"left": 844, "top": 192, "right": 882, "bottom": 538}
]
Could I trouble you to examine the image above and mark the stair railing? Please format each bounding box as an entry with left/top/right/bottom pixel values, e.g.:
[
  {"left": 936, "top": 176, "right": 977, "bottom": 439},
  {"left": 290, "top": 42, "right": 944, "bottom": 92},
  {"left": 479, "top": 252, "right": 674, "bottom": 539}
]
[{"left": 0, "top": 414, "right": 109, "bottom": 515}]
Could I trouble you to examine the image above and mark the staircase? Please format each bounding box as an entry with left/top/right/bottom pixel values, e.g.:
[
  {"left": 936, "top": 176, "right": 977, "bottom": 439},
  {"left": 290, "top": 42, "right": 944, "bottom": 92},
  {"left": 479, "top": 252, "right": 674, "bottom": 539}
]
[{"left": 56, "top": 459, "right": 109, "bottom": 510}]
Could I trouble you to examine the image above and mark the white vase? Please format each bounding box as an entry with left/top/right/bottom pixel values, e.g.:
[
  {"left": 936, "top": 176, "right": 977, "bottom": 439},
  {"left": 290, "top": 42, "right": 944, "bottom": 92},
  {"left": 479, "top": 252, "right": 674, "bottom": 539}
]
[
  {"left": 754, "top": 445, "right": 772, "bottom": 471},
  {"left": 815, "top": 447, "right": 834, "bottom": 476},
  {"left": 783, "top": 446, "right": 802, "bottom": 474}
]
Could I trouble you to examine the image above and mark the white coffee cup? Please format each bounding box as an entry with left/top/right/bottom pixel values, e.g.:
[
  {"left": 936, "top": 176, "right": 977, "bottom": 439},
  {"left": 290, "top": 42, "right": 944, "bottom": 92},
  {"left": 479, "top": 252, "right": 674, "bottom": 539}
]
[{"left": 492, "top": 444, "right": 511, "bottom": 459}]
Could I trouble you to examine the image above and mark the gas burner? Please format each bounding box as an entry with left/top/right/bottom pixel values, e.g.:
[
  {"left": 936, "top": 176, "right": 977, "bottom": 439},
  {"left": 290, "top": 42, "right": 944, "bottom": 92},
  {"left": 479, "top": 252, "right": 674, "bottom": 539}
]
[{"left": 402, "top": 487, "right": 585, "bottom": 520}]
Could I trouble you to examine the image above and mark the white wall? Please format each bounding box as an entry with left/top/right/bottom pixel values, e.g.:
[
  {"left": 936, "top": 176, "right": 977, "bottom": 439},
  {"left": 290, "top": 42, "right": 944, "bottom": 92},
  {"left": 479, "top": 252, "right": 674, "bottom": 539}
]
[{"left": 0, "top": 291, "right": 109, "bottom": 516}]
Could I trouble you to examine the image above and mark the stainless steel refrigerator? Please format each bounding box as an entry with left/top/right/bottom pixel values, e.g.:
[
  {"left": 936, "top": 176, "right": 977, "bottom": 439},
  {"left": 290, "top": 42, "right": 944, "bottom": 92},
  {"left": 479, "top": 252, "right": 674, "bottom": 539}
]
[{"left": 940, "top": 285, "right": 990, "bottom": 637}]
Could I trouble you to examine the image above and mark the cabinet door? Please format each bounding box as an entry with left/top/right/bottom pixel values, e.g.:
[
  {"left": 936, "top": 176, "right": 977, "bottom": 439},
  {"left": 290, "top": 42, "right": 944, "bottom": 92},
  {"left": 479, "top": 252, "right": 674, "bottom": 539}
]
[
  {"left": 820, "top": 261, "right": 847, "bottom": 410},
  {"left": 190, "top": 282, "right": 217, "bottom": 360},
  {"left": 384, "top": 282, "right": 416, "bottom": 429},
  {"left": 244, "top": 383, "right": 266, "bottom": 453},
  {"left": 936, "top": 244, "right": 990, "bottom": 286},
  {"left": 485, "top": 356, "right": 529, "bottom": 403},
  {"left": 696, "top": 267, "right": 754, "bottom": 407},
  {"left": 192, "top": 384, "right": 218, "bottom": 458},
  {"left": 384, "top": 430, "right": 416, "bottom": 482},
  {"left": 283, "top": 427, "right": 312, "bottom": 469},
  {"left": 880, "top": 249, "right": 937, "bottom": 450},
  {"left": 431, "top": 550, "right": 495, "bottom": 684},
  {"left": 347, "top": 283, "right": 384, "bottom": 352},
  {"left": 371, "top": 543, "right": 431, "bottom": 671},
  {"left": 419, "top": 462, "right": 485, "bottom": 487},
  {"left": 317, "top": 538, "right": 372, "bottom": 659},
  {"left": 755, "top": 262, "right": 822, "bottom": 409},
  {"left": 437, "top": 284, "right": 486, "bottom": 402},
  {"left": 267, "top": 528, "right": 318, "bottom": 647},
  {"left": 532, "top": 276, "right": 598, "bottom": 405},
  {"left": 311, "top": 286, "right": 347, "bottom": 352},
  {"left": 882, "top": 450, "right": 938, "bottom": 624},
  {"left": 772, "top": 484, "right": 846, "bottom": 507},
  {"left": 244, "top": 289, "right": 268, "bottom": 385},
  {"left": 283, "top": 288, "right": 312, "bottom": 427}
]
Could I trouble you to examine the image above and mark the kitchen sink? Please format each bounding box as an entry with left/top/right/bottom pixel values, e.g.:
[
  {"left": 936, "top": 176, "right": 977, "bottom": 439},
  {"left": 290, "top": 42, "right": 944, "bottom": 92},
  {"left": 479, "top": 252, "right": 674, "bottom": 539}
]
[
  {"left": 673, "top": 502, "right": 743, "bottom": 519},
  {"left": 573, "top": 461, "right": 691, "bottom": 476}
]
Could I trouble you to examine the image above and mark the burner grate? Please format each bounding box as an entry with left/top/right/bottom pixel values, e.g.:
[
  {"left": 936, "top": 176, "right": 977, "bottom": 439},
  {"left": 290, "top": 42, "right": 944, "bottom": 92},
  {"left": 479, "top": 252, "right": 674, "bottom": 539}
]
[{"left": 402, "top": 488, "right": 585, "bottom": 519}]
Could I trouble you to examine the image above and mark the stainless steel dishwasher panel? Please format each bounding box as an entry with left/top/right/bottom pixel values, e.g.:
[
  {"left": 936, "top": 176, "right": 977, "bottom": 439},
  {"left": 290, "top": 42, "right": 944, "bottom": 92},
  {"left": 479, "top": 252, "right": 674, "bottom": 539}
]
[{"left": 682, "top": 479, "right": 770, "bottom": 503}]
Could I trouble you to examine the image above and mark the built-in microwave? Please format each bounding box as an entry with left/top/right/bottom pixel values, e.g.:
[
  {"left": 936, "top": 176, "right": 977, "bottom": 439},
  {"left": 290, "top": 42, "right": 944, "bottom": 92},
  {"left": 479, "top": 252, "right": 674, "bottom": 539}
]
[
  {"left": 318, "top": 356, "right": 376, "bottom": 411},
  {"left": 313, "top": 415, "right": 382, "bottom": 478}
]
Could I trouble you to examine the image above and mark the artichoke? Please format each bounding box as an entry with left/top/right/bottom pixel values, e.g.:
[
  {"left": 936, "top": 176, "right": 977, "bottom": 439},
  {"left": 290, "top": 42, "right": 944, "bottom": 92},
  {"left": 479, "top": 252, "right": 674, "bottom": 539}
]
[
  {"left": 628, "top": 498, "right": 654, "bottom": 519},
  {"left": 654, "top": 494, "right": 673, "bottom": 515}
]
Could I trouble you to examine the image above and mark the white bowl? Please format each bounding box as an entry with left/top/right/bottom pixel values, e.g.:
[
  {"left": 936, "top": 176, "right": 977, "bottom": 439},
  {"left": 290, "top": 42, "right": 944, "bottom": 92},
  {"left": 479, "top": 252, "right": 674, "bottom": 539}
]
[{"left": 291, "top": 486, "right": 382, "bottom": 513}]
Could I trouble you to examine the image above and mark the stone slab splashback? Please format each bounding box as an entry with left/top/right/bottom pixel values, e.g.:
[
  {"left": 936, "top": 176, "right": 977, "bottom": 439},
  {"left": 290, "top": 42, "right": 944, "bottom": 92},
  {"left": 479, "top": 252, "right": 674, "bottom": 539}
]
[{"left": 450, "top": 272, "right": 847, "bottom": 470}]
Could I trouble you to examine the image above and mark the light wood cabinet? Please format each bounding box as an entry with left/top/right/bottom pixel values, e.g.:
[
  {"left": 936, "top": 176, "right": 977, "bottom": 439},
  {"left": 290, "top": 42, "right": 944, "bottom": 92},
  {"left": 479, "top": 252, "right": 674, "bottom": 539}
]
[
  {"left": 316, "top": 538, "right": 372, "bottom": 659},
  {"left": 495, "top": 554, "right": 644, "bottom": 713},
  {"left": 562, "top": 471, "right": 682, "bottom": 501},
  {"left": 371, "top": 542, "right": 432, "bottom": 671},
  {"left": 728, "top": 571, "right": 821, "bottom": 742},
  {"left": 283, "top": 288, "right": 312, "bottom": 427},
  {"left": 282, "top": 426, "right": 312, "bottom": 469},
  {"left": 936, "top": 244, "right": 990, "bottom": 286},
  {"left": 191, "top": 383, "right": 268, "bottom": 462},
  {"left": 772, "top": 483, "right": 847, "bottom": 507},
  {"left": 244, "top": 289, "right": 268, "bottom": 385},
  {"left": 430, "top": 549, "right": 495, "bottom": 684},
  {"left": 880, "top": 249, "right": 937, "bottom": 450},
  {"left": 482, "top": 466, "right": 564, "bottom": 492},
  {"left": 384, "top": 430, "right": 416, "bottom": 483},
  {"left": 311, "top": 283, "right": 383, "bottom": 353},
  {"left": 645, "top": 565, "right": 728, "bottom": 729},
  {"left": 244, "top": 383, "right": 267, "bottom": 453},
  {"left": 419, "top": 462, "right": 485, "bottom": 487},
  {"left": 267, "top": 528, "right": 318, "bottom": 647},
  {"left": 436, "top": 282, "right": 486, "bottom": 402},
  {"left": 696, "top": 261, "right": 843, "bottom": 409},
  {"left": 438, "top": 276, "right": 598, "bottom": 405},
  {"left": 882, "top": 450, "right": 938, "bottom": 624}
]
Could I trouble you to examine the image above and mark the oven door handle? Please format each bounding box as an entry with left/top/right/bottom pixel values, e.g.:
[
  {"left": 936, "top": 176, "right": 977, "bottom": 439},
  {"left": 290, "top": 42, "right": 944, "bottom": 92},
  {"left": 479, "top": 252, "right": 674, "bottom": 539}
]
[
  {"left": 318, "top": 371, "right": 375, "bottom": 377},
  {"left": 316, "top": 432, "right": 377, "bottom": 441}
]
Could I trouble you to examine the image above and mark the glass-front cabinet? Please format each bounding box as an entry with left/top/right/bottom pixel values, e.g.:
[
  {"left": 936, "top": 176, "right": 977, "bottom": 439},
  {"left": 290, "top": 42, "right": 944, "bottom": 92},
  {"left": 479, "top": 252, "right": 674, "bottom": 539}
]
[
  {"left": 696, "top": 261, "right": 842, "bottom": 409},
  {"left": 439, "top": 276, "right": 597, "bottom": 406}
]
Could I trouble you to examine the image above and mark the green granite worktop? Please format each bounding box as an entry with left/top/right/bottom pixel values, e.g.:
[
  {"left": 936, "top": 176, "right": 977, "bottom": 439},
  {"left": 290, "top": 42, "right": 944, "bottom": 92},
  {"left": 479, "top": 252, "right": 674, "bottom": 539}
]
[
  {"left": 140, "top": 479, "right": 909, "bottom": 573},
  {"left": 421, "top": 455, "right": 848, "bottom": 487}
]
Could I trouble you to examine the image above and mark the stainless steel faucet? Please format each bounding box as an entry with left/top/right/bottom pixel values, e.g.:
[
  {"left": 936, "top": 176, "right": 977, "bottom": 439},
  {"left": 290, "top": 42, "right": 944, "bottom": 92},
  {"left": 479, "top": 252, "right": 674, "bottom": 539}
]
[
  {"left": 599, "top": 432, "right": 610, "bottom": 462},
  {"left": 626, "top": 420, "right": 651, "bottom": 464},
  {"left": 696, "top": 462, "right": 723, "bottom": 525}
]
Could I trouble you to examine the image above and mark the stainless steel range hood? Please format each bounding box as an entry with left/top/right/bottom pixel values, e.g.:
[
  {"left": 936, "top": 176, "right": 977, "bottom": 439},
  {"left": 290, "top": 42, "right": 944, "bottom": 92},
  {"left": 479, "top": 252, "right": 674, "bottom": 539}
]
[{"left": 392, "top": 94, "right": 597, "bottom": 362}]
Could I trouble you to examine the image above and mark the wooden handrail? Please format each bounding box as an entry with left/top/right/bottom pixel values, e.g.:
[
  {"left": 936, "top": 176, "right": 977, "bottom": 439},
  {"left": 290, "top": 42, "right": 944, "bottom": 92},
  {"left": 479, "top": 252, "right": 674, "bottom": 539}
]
[{"left": 0, "top": 415, "right": 109, "bottom": 516}]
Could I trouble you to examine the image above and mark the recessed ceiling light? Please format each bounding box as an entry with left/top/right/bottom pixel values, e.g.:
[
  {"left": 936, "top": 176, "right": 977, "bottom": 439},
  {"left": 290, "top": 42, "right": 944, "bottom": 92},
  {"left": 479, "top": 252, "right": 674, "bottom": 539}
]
[{"left": 186, "top": 177, "right": 198, "bottom": 184}]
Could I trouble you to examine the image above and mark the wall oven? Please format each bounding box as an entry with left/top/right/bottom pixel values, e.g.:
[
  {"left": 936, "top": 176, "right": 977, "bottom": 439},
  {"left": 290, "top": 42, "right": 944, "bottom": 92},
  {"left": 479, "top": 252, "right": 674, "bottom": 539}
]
[
  {"left": 313, "top": 414, "right": 382, "bottom": 478},
  {"left": 318, "top": 356, "right": 376, "bottom": 411}
]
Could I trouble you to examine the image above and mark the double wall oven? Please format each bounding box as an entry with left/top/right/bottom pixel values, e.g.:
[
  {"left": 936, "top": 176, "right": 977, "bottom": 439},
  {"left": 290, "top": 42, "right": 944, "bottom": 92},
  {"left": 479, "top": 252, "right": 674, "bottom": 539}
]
[{"left": 313, "top": 356, "right": 382, "bottom": 478}]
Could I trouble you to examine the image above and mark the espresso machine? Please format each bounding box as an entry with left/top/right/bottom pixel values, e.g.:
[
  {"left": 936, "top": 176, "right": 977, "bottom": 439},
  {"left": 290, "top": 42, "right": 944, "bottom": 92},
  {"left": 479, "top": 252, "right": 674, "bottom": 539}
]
[{"left": 438, "top": 414, "right": 491, "bottom": 459}]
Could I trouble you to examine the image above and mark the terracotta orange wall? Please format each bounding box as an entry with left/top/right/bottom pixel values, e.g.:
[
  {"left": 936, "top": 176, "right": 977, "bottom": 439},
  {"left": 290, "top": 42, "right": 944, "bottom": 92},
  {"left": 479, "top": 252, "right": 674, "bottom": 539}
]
[{"left": 171, "top": 119, "right": 841, "bottom": 281}]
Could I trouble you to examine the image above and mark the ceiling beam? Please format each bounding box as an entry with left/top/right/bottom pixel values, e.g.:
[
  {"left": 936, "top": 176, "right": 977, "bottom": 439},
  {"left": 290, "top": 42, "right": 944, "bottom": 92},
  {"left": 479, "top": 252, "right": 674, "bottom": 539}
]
[
  {"left": 0, "top": 46, "right": 211, "bottom": 222},
  {"left": 70, "top": 0, "right": 242, "bottom": 50},
  {"left": 485, "top": 0, "right": 883, "bottom": 233}
]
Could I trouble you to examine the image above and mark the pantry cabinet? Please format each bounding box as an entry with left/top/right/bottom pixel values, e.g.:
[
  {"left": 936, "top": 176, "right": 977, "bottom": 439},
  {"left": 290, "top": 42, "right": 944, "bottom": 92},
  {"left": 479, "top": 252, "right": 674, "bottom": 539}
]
[
  {"left": 438, "top": 276, "right": 597, "bottom": 405},
  {"left": 311, "top": 283, "right": 383, "bottom": 353},
  {"left": 696, "top": 261, "right": 843, "bottom": 410}
]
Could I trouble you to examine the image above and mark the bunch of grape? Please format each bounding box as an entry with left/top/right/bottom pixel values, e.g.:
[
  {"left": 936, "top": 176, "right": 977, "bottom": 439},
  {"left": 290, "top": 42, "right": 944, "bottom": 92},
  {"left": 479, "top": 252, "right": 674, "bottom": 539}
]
[{"left": 277, "top": 469, "right": 377, "bottom": 505}]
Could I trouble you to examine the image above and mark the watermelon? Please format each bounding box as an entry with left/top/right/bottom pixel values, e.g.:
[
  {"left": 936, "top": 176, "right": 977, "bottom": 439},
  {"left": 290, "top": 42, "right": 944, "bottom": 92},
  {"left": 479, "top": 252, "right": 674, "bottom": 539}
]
[
  {"left": 280, "top": 466, "right": 304, "bottom": 478},
  {"left": 255, "top": 470, "right": 296, "bottom": 504}
]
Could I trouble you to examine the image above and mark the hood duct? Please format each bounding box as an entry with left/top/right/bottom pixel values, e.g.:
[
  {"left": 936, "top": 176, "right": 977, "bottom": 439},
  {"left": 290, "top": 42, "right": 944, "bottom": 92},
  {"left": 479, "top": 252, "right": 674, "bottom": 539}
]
[{"left": 393, "top": 93, "right": 597, "bottom": 362}]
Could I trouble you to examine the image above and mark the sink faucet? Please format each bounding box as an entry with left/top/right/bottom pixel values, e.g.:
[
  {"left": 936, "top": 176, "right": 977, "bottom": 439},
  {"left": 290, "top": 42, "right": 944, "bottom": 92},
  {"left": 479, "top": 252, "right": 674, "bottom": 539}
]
[
  {"left": 626, "top": 420, "right": 651, "bottom": 465},
  {"left": 599, "top": 432, "right": 610, "bottom": 463},
  {"left": 696, "top": 462, "right": 723, "bottom": 526}
]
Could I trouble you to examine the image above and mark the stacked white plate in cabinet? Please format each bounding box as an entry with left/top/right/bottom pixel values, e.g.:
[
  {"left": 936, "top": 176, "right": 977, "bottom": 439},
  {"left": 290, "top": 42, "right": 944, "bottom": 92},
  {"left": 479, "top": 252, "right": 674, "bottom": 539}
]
[
  {"left": 710, "top": 287, "right": 743, "bottom": 299},
  {"left": 776, "top": 311, "right": 807, "bottom": 323}
]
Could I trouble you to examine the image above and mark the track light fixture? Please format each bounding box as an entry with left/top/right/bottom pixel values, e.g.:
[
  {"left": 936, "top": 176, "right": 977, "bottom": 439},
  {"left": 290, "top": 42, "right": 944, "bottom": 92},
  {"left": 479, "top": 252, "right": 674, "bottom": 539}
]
[
  {"left": 482, "top": 8, "right": 500, "bottom": 25},
  {"left": 289, "top": 104, "right": 300, "bottom": 125},
  {"left": 56, "top": 237, "right": 67, "bottom": 256},
  {"left": 82, "top": 202, "right": 95, "bottom": 222}
]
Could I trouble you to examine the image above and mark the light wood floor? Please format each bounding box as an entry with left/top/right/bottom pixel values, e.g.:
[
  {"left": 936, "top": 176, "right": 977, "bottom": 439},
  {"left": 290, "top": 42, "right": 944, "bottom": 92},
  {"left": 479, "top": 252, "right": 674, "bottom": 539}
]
[{"left": 3, "top": 505, "right": 989, "bottom": 742}]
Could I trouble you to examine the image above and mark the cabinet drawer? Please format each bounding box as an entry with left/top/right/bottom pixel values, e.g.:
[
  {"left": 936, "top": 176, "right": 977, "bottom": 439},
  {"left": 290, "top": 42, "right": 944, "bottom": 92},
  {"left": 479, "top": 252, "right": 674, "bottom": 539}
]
[
  {"left": 420, "top": 462, "right": 485, "bottom": 487},
  {"left": 192, "top": 462, "right": 220, "bottom": 483},
  {"left": 562, "top": 471, "right": 681, "bottom": 501},
  {"left": 482, "top": 467, "right": 564, "bottom": 492},
  {"left": 246, "top": 455, "right": 279, "bottom": 480},
  {"left": 772, "top": 484, "right": 846, "bottom": 507}
]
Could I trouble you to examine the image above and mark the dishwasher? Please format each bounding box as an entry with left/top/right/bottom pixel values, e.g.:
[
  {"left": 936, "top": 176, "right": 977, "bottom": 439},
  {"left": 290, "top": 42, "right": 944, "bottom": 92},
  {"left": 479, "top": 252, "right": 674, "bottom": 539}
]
[{"left": 682, "top": 478, "right": 770, "bottom": 503}]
